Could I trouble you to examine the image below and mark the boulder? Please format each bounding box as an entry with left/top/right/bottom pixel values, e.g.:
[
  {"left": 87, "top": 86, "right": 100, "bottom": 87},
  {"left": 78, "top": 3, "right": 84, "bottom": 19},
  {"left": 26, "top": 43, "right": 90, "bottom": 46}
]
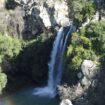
[
  {"left": 81, "top": 60, "right": 97, "bottom": 79},
  {"left": 0, "top": 0, "right": 5, "bottom": 9},
  {"left": 58, "top": 60, "right": 100, "bottom": 104},
  {"left": 60, "top": 99, "right": 73, "bottom": 105},
  {"left": 54, "top": 1, "right": 69, "bottom": 26},
  {"left": 39, "top": 6, "right": 52, "bottom": 27}
]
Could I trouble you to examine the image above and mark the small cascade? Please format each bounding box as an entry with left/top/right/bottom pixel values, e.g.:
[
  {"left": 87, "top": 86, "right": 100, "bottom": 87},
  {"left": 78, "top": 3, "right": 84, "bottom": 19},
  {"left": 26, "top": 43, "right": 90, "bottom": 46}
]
[{"left": 33, "top": 24, "right": 75, "bottom": 98}]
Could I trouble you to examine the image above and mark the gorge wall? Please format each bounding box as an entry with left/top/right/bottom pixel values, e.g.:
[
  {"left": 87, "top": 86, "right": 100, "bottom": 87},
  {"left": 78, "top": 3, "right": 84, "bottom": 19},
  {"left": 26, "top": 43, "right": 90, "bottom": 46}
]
[{"left": 0, "top": 0, "right": 71, "bottom": 39}]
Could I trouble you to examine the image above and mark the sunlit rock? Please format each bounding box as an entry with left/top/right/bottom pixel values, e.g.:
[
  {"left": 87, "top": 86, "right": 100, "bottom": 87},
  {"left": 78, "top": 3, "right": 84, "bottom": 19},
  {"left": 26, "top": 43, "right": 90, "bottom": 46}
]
[
  {"left": 54, "top": 1, "right": 69, "bottom": 26},
  {"left": 60, "top": 99, "right": 73, "bottom": 105},
  {"left": 0, "top": 0, "right": 5, "bottom": 9},
  {"left": 39, "top": 6, "right": 52, "bottom": 27},
  {"left": 81, "top": 60, "right": 97, "bottom": 79}
]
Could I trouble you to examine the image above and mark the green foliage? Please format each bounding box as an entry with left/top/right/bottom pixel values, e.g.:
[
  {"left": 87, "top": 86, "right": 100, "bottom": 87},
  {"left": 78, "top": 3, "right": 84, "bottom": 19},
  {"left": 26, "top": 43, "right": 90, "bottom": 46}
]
[
  {"left": 70, "top": 0, "right": 96, "bottom": 25},
  {"left": 0, "top": 33, "right": 22, "bottom": 61},
  {"left": 0, "top": 72, "right": 7, "bottom": 94},
  {"left": 66, "top": 32, "right": 97, "bottom": 70},
  {"left": 80, "top": 35, "right": 92, "bottom": 49},
  {"left": 66, "top": 20, "right": 105, "bottom": 71},
  {"left": 83, "top": 1, "right": 96, "bottom": 19},
  {"left": 71, "top": 32, "right": 80, "bottom": 45},
  {"left": 70, "top": 55, "right": 82, "bottom": 70},
  {"left": 80, "top": 20, "right": 105, "bottom": 53},
  {"left": 0, "top": 33, "right": 22, "bottom": 93}
]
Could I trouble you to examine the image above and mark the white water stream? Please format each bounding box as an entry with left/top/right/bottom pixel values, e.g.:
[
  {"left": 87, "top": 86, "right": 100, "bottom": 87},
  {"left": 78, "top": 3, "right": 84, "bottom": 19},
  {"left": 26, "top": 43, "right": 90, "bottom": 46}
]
[{"left": 33, "top": 25, "right": 75, "bottom": 98}]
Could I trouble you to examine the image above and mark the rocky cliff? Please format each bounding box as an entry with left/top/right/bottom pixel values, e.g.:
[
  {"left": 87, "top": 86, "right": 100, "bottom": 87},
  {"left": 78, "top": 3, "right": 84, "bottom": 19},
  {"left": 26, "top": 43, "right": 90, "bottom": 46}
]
[
  {"left": 58, "top": 59, "right": 105, "bottom": 105},
  {"left": 0, "top": 0, "right": 70, "bottom": 39}
]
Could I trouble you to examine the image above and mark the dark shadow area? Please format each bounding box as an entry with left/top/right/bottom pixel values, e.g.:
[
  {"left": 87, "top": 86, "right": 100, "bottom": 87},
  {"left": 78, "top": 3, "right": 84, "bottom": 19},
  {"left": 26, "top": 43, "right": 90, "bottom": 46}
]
[
  {"left": 62, "top": 69, "right": 79, "bottom": 86},
  {"left": 22, "top": 7, "right": 46, "bottom": 40},
  {"left": 3, "top": 33, "right": 55, "bottom": 93},
  {"left": 61, "top": 27, "right": 79, "bottom": 86},
  {"left": 5, "top": 0, "right": 59, "bottom": 40},
  {"left": 73, "top": 61, "right": 105, "bottom": 105},
  {"left": 5, "top": 0, "right": 45, "bottom": 40},
  {"left": 3, "top": 0, "right": 58, "bottom": 40},
  {"left": 85, "top": 60, "right": 105, "bottom": 105},
  {"left": 5, "top": 0, "right": 19, "bottom": 9}
]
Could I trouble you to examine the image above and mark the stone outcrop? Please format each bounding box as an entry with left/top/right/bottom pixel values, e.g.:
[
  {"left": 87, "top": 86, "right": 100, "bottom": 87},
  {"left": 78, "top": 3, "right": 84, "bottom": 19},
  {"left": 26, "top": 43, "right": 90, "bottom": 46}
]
[
  {"left": 60, "top": 99, "right": 73, "bottom": 105},
  {"left": 58, "top": 60, "right": 100, "bottom": 105},
  {"left": 0, "top": 0, "right": 5, "bottom": 9},
  {"left": 0, "top": 0, "right": 70, "bottom": 39},
  {"left": 14, "top": 0, "right": 70, "bottom": 27},
  {"left": 0, "top": 6, "right": 24, "bottom": 38}
]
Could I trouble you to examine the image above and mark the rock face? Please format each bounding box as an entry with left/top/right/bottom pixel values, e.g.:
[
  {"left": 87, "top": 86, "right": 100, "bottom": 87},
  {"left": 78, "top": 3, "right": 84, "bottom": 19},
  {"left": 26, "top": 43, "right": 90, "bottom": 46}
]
[
  {"left": 14, "top": 0, "right": 70, "bottom": 27},
  {"left": 0, "top": 7, "right": 24, "bottom": 38},
  {"left": 58, "top": 60, "right": 100, "bottom": 105},
  {"left": 0, "top": 0, "right": 70, "bottom": 39},
  {"left": 0, "top": 0, "right": 5, "bottom": 9}
]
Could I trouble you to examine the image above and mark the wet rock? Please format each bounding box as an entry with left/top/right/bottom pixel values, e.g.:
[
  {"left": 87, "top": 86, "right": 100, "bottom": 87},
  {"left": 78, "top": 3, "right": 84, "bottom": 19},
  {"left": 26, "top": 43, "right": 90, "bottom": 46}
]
[
  {"left": 77, "top": 72, "right": 83, "bottom": 79},
  {"left": 75, "top": 97, "right": 89, "bottom": 105}
]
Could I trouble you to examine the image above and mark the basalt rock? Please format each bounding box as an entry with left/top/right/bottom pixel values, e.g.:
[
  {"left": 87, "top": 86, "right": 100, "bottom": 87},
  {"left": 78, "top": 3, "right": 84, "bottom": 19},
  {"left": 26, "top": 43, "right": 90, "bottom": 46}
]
[
  {"left": 60, "top": 99, "right": 73, "bottom": 105},
  {"left": 0, "top": 0, "right": 70, "bottom": 39},
  {"left": 0, "top": 6, "right": 24, "bottom": 38},
  {"left": 58, "top": 60, "right": 100, "bottom": 105}
]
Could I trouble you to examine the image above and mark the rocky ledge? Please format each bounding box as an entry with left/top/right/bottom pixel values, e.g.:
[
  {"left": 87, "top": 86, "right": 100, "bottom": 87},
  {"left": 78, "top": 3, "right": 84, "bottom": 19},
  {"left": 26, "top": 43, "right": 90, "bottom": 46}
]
[
  {"left": 58, "top": 60, "right": 100, "bottom": 105},
  {"left": 0, "top": 0, "right": 70, "bottom": 39}
]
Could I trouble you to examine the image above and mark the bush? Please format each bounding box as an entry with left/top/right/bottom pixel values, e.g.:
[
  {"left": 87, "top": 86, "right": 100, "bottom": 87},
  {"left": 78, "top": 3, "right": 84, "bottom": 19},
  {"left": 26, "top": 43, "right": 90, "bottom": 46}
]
[
  {"left": 69, "top": 0, "right": 96, "bottom": 26},
  {"left": 0, "top": 71, "right": 7, "bottom": 94},
  {"left": 0, "top": 33, "right": 22, "bottom": 61},
  {"left": 66, "top": 20, "right": 105, "bottom": 71},
  {"left": 81, "top": 20, "right": 105, "bottom": 54},
  {"left": 0, "top": 33, "right": 22, "bottom": 93},
  {"left": 66, "top": 32, "right": 97, "bottom": 70}
]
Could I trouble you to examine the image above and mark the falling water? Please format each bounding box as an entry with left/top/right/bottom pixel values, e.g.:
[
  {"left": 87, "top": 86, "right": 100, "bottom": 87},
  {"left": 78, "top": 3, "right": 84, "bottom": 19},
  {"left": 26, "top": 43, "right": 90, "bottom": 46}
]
[
  {"left": 56, "top": 25, "right": 74, "bottom": 85},
  {"left": 33, "top": 24, "right": 75, "bottom": 98}
]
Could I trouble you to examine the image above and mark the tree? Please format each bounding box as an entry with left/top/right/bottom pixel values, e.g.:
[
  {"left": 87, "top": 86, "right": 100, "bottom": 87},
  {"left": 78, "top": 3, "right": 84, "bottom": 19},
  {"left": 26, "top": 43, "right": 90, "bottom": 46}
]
[
  {"left": 66, "top": 32, "right": 95, "bottom": 70},
  {"left": 82, "top": 20, "right": 105, "bottom": 53},
  {"left": 68, "top": 0, "right": 96, "bottom": 26}
]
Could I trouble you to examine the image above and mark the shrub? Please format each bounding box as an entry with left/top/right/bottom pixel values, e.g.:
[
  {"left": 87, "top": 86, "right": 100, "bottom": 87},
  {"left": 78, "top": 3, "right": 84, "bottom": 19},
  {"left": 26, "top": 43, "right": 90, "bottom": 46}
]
[
  {"left": 0, "top": 33, "right": 22, "bottom": 93},
  {"left": 69, "top": 0, "right": 96, "bottom": 26},
  {"left": 0, "top": 71, "right": 7, "bottom": 94},
  {"left": 81, "top": 20, "right": 105, "bottom": 54},
  {"left": 66, "top": 20, "right": 105, "bottom": 71},
  {"left": 66, "top": 32, "right": 97, "bottom": 70},
  {"left": 0, "top": 33, "right": 22, "bottom": 60}
]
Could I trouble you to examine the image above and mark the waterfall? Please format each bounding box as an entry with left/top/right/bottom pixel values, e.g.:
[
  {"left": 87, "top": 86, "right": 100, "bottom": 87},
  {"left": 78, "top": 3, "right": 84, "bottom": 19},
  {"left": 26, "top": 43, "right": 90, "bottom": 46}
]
[
  {"left": 48, "top": 27, "right": 64, "bottom": 90},
  {"left": 33, "top": 24, "right": 75, "bottom": 98},
  {"left": 56, "top": 25, "right": 74, "bottom": 85}
]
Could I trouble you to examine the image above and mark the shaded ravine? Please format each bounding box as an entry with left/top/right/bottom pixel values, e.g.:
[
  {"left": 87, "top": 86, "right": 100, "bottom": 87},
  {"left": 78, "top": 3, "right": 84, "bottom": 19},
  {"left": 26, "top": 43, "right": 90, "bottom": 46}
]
[{"left": 33, "top": 24, "right": 75, "bottom": 98}]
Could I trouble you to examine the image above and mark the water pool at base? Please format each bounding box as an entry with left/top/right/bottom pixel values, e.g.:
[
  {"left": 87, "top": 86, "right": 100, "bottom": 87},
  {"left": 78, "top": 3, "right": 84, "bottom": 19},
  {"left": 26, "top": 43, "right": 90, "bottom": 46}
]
[{"left": 1, "top": 88, "right": 59, "bottom": 105}]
